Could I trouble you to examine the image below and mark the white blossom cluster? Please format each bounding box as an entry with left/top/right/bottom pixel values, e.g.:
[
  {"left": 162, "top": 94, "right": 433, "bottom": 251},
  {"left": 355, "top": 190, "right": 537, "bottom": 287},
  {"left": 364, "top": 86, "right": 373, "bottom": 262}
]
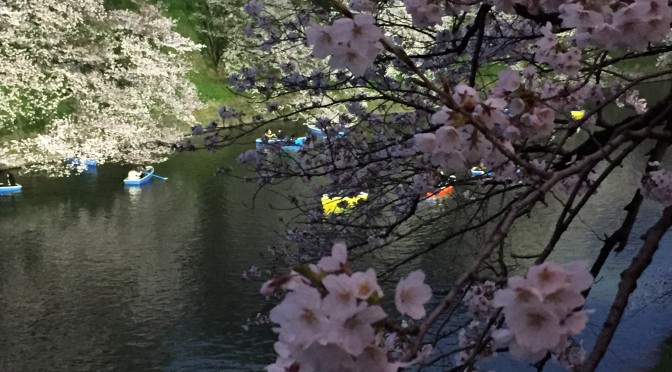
[
  {"left": 403, "top": 0, "right": 445, "bottom": 27},
  {"left": 491, "top": 262, "right": 593, "bottom": 362},
  {"left": 536, "top": 23, "right": 582, "bottom": 76},
  {"left": 464, "top": 280, "right": 498, "bottom": 320},
  {"left": 306, "top": 14, "right": 384, "bottom": 76},
  {"left": 261, "top": 243, "right": 433, "bottom": 372},
  {"left": 558, "top": 0, "right": 672, "bottom": 51},
  {"left": 0, "top": 0, "right": 202, "bottom": 174},
  {"left": 413, "top": 84, "right": 517, "bottom": 176},
  {"left": 494, "top": 0, "right": 672, "bottom": 51}
]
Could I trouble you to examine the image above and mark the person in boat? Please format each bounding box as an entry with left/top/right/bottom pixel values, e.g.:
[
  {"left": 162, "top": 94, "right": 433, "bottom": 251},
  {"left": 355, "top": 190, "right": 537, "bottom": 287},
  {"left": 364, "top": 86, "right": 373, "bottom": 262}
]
[
  {"left": 265, "top": 129, "right": 275, "bottom": 139},
  {"left": 127, "top": 167, "right": 143, "bottom": 181},
  {"left": 137, "top": 166, "right": 148, "bottom": 178},
  {"left": 7, "top": 172, "right": 16, "bottom": 186},
  {"left": 276, "top": 129, "right": 287, "bottom": 141}
]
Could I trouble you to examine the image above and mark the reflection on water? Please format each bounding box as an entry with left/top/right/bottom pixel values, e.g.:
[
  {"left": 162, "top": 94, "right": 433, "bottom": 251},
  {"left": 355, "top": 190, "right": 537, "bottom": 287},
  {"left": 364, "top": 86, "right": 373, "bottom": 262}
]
[{"left": 0, "top": 150, "right": 282, "bottom": 371}]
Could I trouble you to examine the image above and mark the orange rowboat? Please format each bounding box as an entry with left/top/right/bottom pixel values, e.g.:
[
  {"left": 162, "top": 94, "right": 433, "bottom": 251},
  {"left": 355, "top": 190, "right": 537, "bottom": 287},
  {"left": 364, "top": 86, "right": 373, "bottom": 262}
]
[{"left": 425, "top": 185, "right": 455, "bottom": 199}]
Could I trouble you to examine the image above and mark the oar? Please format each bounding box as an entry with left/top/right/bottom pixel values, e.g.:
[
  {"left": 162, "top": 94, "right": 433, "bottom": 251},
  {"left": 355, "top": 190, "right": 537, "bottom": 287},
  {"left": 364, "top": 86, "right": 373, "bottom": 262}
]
[{"left": 142, "top": 171, "right": 168, "bottom": 180}]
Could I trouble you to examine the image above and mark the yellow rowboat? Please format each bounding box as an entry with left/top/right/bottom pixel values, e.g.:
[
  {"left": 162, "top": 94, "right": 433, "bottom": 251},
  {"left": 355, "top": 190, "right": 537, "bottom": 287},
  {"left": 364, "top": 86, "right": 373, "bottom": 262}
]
[
  {"left": 571, "top": 110, "right": 585, "bottom": 120},
  {"left": 321, "top": 192, "right": 368, "bottom": 214}
]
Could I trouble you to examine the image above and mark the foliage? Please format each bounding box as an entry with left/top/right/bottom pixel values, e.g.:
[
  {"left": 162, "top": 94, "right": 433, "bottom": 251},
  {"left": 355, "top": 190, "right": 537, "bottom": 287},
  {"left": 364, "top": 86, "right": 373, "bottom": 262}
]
[
  {"left": 193, "top": 0, "right": 672, "bottom": 370},
  {"left": 0, "top": 0, "right": 202, "bottom": 174}
]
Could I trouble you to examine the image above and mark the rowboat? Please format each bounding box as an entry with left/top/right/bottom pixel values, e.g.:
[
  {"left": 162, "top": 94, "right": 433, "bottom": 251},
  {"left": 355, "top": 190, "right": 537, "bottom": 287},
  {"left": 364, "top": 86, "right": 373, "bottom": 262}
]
[
  {"left": 0, "top": 184, "right": 22, "bottom": 194},
  {"left": 321, "top": 192, "right": 368, "bottom": 214},
  {"left": 425, "top": 185, "right": 454, "bottom": 199},
  {"left": 123, "top": 166, "right": 154, "bottom": 186},
  {"left": 307, "top": 125, "right": 346, "bottom": 138},
  {"left": 255, "top": 138, "right": 286, "bottom": 146},
  {"left": 571, "top": 110, "right": 585, "bottom": 120},
  {"left": 67, "top": 158, "right": 97, "bottom": 167},
  {"left": 471, "top": 167, "right": 492, "bottom": 177},
  {"left": 256, "top": 137, "right": 306, "bottom": 149},
  {"left": 281, "top": 137, "right": 307, "bottom": 152}
]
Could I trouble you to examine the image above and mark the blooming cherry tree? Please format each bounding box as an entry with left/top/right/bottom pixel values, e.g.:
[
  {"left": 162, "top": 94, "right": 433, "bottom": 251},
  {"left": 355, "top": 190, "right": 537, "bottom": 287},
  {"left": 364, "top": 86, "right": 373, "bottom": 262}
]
[
  {"left": 188, "top": 0, "right": 672, "bottom": 370},
  {"left": 0, "top": 0, "right": 202, "bottom": 174}
]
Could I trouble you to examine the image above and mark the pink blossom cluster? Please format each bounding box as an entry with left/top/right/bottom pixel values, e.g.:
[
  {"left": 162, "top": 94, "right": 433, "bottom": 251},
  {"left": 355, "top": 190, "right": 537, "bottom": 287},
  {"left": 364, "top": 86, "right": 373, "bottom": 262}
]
[
  {"left": 536, "top": 23, "right": 582, "bottom": 76},
  {"left": 261, "top": 243, "right": 433, "bottom": 371},
  {"left": 493, "top": 66, "right": 599, "bottom": 139},
  {"left": 422, "top": 68, "right": 576, "bottom": 165},
  {"left": 624, "top": 90, "right": 648, "bottom": 114},
  {"left": 413, "top": 84, "right": 521, "bottom": 177},
  {"left": 349, "top": 0, "right": 377, "bottom": 13},
  {"left": 403, "top": 0, "right": 444, "bottom": 27},
  {"left": 559, "top": 0, "right": 672, "bottom": 51},
  {"left": 491, "top": 262, "right": 593, "bottom": 362},
  {"left": 306, "top": 14, "right": 384, "bottom": 76},
  {"left": 494, "top": 0, "right": 672, "bottom": 52},
  {"left": 454, "top": 321, "right": 497, "bottom": 366},
  {"left": 637, "top": 169, "right": 672, "bottom": 207},
  {"left": 464, "top": 280, "right": 498, "bottom": 320}
]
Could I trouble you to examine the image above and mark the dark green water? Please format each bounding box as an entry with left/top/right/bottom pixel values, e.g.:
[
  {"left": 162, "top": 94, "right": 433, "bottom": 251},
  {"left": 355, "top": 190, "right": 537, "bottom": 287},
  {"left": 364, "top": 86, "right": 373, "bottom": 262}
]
[
  {"left": 0, "top": 148, "right": 284, "bottom": 371},
  {"left": 2, "top": 83, "right": 672, "bottom": 371}
]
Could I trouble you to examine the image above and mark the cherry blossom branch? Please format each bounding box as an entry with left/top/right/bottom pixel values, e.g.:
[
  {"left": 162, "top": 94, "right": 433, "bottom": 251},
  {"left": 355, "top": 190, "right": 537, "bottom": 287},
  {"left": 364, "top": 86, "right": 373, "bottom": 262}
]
[
  {"left": 415, "top": 120, "right": 649, "bottom": 349},
  {"left": 587, "top": 120, "right": 672, "bottom": 286},
  {"left": 534, "top": 139, "right": 644, "bottom": 263}
]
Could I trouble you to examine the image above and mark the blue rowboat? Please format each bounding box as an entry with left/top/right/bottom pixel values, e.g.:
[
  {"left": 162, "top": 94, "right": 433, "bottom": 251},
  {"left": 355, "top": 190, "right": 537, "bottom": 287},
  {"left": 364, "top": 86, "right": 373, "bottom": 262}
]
[
  {"left": 281, "top": 145, "right": 302, "bottom": 152},
  {"left": 307, "top": 125, "right": 346, "bottom": 138},
  {"left": 0, "top": 184, "right": 22, "bottom": 194},
  {"left": 470, "top": 167, "right": 493, "bottom": 177},
  {"left": 281, "top": 137, "right": 307, "bottom": 152},
  {"left": 66, "top": 158, "right": 97, "bottom": 167},
  {"left": 123, "top": 166, "right": 154, "bottom": 186},
  {"left": 255, "top": 138, "right": 280, "bottom": 146},
  {"left": 255, "top": 137, "right": 298, "bottom": 148}
]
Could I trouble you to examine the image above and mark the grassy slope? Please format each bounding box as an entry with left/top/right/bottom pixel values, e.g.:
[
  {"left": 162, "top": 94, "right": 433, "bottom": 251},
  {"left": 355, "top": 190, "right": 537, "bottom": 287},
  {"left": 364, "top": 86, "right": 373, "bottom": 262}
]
[{"left": 153, "top": 0, "right": 240, "bottom": 124}]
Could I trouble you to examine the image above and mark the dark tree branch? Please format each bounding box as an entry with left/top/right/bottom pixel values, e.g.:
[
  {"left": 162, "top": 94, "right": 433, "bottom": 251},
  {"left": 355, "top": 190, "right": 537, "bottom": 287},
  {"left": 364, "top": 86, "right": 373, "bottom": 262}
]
[{"left": 583, "top": 205, "right": 672, "bottom": 371}]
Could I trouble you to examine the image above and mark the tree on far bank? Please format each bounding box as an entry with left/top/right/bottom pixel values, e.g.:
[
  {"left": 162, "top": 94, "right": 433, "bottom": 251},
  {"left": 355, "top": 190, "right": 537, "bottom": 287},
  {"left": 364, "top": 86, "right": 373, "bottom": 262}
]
[{"left": 0, "top": 0, "right": 202, "bottom": 174}]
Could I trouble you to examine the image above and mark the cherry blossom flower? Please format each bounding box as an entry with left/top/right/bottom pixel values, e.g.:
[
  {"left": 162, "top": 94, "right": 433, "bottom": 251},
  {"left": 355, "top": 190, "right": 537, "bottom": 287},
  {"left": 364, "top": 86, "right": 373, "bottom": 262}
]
[
  {"left": 306, "top": 25, "right": 338, "bottom": 59},
  {"left": 329, "top": 303, "right": 387, "bottom": 356},
  {"left": 491, "top": 328, "right": 514, "bottom": 349},
  {"left": 403, "top": 0, "right": 443, "bottom": 27},
  {"left": 493, "top": 277, "right": 543, "bottom": 309},
  {"left": 413, "top": 133, "right": 437, "bottom": 153},
  {"left": 395, "top": 270, "right": 432, "bottom": 319},
  {"left": 505, "top": 302, "right": 563, "bottom": 353},
  {"left": 330, "top": 15, "right": 383, "bottom": 52},
  {"left": 526, "top": 262, "right": 568, "bottom": 295},
  {"left": 322, "top": 274, "right": 358, "bottom": 314},
  {"left": 351, "top": 268, "right": 383, "bottom": 300},
  {"left": 270, "top": 284, "right": 329, "bottom": 347},
  {"left": 564, "top": 261, "right": 594, "bottom": 292},
  {"left": 305, "top": 15, "right": 384, "bottom": 76},
  {"left": 497, "top": 68, "right": 521, "bottom": 92},
  {"left": 318, "top": 242, "right": 348, "bottom": 272}
]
